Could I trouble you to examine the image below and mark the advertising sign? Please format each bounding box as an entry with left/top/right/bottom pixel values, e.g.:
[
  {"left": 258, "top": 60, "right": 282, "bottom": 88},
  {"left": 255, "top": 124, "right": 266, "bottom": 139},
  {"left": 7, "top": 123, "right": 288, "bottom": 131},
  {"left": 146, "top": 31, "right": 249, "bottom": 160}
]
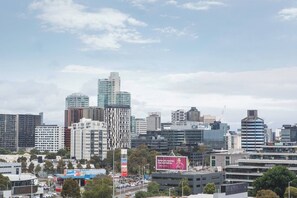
[
  {"left": 156, "top": 156, "right": 188, "bottom": 171},
  {"left": 121, "top": 149, "right": 128, "bottom": 177}
]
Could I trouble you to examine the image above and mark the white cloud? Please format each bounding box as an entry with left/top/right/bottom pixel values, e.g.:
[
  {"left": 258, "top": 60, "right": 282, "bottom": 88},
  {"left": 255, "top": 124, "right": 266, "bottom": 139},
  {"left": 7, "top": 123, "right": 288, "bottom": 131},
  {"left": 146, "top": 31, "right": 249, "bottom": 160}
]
[
  {"left": 181, "top": 1, "right": 225, "bottom": 11},
  {"left": 29, "top": 0, "right": 156, "bottom": 50},
  {"left": 154, "top": 26, "right": 198, "bottom": 39},
  {"left": 126, "top": 0, "right": 159, "bottom": 8},
  {"left": 278, "top": 7, "right": 297, "bottom": 20},
  {"left": 61, "top": 65, "right": 111, "bottom": 74}
]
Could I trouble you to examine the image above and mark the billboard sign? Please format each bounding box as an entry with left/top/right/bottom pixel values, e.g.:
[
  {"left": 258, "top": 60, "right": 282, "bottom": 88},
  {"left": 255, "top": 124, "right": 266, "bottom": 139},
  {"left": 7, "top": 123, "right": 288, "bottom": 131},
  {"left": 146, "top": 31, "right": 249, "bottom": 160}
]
[
  {"left": 121, "top": 149, "right": 128, "bottom": 177},
  {"left": 156, "top": 156, "right": 188, "bottom": 171}
]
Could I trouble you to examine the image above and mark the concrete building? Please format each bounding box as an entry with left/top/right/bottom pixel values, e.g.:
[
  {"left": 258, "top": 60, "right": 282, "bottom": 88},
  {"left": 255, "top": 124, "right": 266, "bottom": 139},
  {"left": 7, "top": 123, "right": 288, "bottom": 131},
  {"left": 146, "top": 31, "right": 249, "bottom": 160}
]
[
  {"left": 71, "top": 118, "right": 107, "bottom": 160},
  {"left": 225, "top": 131, "right": 242, "bottom": 150},
  {"left": 201, "top": 115, "right": 216, "bottom": 124},
  {"left": 280, "top": 124, "right": 297, "bottom": 142},
  {"left": 131, "top": 134, "right": 168, "bottom": 154},
  {"left": 105, "top": 105, "right": 131, "bottom": 149},
  {"left": 35, "top": 125, "right": 64, "bottom": 152},
  {"left": 241, "top": 110, "right": 265, "bottom": 152},
  {"left": 65, "top": 93, "right": 89, "bottom": 109},
  {"left": 135, "top": 118, "right": 147, "bottom": 135},
  {"left": 152, "top": 171, "right": 225, "bottom": 194},
  {"left": 64, "top": 107, "right": 104, "bottom": 149},
  {"left": 210, "top": 150, "right": 248, "bottom": 170},
  {"left": 225, "top": 142, "right": 297, "bottom": 189},
  {"left": 187, "top": 107, "right": 200, "bottom": 122},
  {"left": 0, "top": 162, "right": 21, "bottom": 175},
  {"left": 171, "top": 109, "right": 187, "bottom": 123},
  {"left": 146, "top": 112, "right": 161, "bottom": 131}
]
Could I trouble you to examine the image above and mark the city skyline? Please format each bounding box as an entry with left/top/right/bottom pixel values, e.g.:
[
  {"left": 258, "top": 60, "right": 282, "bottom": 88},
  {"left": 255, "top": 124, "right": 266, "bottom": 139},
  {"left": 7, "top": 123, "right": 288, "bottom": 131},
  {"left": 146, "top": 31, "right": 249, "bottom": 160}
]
[{"left": 1, "top": 0, "right": 297, "bottom": 130}]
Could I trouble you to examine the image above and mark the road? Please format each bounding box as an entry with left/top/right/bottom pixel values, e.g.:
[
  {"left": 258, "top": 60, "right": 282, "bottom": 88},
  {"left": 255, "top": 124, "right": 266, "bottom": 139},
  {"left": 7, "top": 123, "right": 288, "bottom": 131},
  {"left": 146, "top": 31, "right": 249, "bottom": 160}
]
[{"left": 115, "top": 184, "right": 148, "bottom": 198}]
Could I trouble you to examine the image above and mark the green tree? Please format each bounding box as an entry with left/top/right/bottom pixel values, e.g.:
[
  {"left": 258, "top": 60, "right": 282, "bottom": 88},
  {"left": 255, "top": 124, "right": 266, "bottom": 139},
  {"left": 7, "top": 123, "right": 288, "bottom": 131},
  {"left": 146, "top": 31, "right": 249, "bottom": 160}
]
[
  {"left": 30, "top": 148, "right": 40, "bottom": 155},
  {"left": 57, "top": 159, "right": 65, "bottom": 174},
  {"left": 35, "top": 164, "right": 41, "bottom": 175},
  {"left": 284, "top": 186, "right": 297, "bottom": 198},
  {"left": 0, "top": 174, "right": 11, "bottom": 190},
  {"left": 253, "top": 166, "right": 296, "bottom": 198},
  {"left": 179, "top": 178, "right": 192, "bottom": 196},
  {"left": 106, "top": 149, "right": 121, "bottom": 172},
  {"left": 43, "top": 160, "right": 54, "bottom": 174},
  {"left": 45, "top": 152, "right": 57, "bottom": 159},
  {"left": 135, "top": 191, "right": 149, "bottom": 198},
  {"left": 57, "top": 149, "right": 68, "bottom": 157},
  {"left": 67, "top": 161, "right": 74, "bottom": 169},
  {"left": 83, "top": 175, "right": 113, "bottom": 198},
  {"left": 256, "top": 189, "right": 279, "bottom": 198},
  {"left": 128, "top": 145, "right": 158, "bottom": 175},
  {"left": 28, "top": 162, "right": 35, "bottom": 174},
  {"left": 77, "top": 163, "right": 83, "bottom": 169},
  {"left": 203, "top": 182, "right": 216, "bottom": 194},
  {"left": 79, "top": 159, "right": 86, "bottom": 164},
  {"left": 86, "top": 163, "right": 91, "bottom": 169},
  {"left": 61, "top": 179, "right": 80, "bottom": 198},
  {"left": 30, "top": 154, "right": 38, "bottom": 161},
  {"left": 0, "top": 148, "right": 11, "bottom": 154},
  {"left": 147, "top": 181, "right": 160, "bottom": 195}
]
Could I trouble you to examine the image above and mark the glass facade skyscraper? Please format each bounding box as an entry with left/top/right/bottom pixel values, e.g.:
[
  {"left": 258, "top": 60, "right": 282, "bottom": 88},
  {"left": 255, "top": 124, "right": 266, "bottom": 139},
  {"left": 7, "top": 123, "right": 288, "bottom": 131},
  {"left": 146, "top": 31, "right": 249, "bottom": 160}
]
[{"left": 65, "top": 93, "right": 89, "bottom": 109}]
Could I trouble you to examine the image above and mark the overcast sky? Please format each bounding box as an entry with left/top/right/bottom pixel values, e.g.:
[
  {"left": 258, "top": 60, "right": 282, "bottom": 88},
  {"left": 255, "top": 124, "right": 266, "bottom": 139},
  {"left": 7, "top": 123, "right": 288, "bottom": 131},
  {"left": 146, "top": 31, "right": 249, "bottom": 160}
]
[{"left": 1, "top": 0, "right": 297, "bottom": 130}]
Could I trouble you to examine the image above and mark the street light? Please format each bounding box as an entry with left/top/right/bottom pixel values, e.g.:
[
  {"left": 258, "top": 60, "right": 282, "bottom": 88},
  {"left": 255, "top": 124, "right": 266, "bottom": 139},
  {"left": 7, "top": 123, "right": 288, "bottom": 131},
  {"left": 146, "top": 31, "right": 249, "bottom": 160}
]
[
  {"left": 169, "top": 187, "right": 174, "bottom": 197},
  {"left": 289, "top": 181, "right": 292, "bottom": 198},
  {"left": 112, "top": 147, "right": 115, "bottom": 198}
]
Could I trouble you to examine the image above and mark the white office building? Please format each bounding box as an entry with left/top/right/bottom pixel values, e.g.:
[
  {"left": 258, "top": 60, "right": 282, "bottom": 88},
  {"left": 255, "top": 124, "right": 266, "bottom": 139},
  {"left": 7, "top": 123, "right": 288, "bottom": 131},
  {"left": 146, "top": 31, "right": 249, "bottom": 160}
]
[
  {"left": 135, "top": 118, "right": 147, "bottom": 135},
  {"left": 105, "top": 105, "right": 131, "bottom": 149},
  {"left": 171, "top": 109, "right": 187, "bottom": 123},
  {"left": 35, "top": 125, "right": 64, "bottom": 152},
  {"left": 71, "top": 118, "right": 107, "bottom": 160},
  {"left": 147, "top": 112, "right": 161, "bottom": 131}
]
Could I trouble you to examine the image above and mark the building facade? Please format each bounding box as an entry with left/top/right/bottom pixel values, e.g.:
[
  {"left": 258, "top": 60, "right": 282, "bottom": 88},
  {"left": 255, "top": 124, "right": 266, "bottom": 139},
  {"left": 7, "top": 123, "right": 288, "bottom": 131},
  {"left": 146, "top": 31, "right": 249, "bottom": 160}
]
[
  {"left": 17, "top": 114, "right": 42, "bottom": 149},
  {"left": 116, "top": 91, "right": 131, "bottom": 106},
  {"left": 241, "top": 110, "right": 265, "bottom": 152},
  {"left": 135, "top": 118, "right": 147, "bottom": 135},
  {"left": 225, "top": 131, "right": 242, "bottom": 150},
  {"left": 210, "top": 150, "right": 248, "bottom": 170},
  {"left": 225, "top": 143, "right": 297, "bottom": 189},
  {"left": 0, "top": 114, "right": 18, "bottom": 151},
  {"left": 65, "top": 93, "right": 89, "bottom": 109},
  {"left": 35, "top": 125, "right": 64, "bottom": 152},
  {"left": 171, "top": 109, "right": 187, "bottom": 123},
  {"left": 280, "top": 124, "right": 297, "bottom": 142},
  {"left": 187, "top": 107, "right": 200, "bottom": 122},
  {"left": 152, "top": 171, "right": 225, "bottom": 194},
  {"left": 97, "top": 72, "right": 122, "bottom": 108},
  {"left": 105, "top": 105, "right": 131, "bottom": 149},
  {"left": 146, "top": 112, "right": 161, "bottom": 131},
  {"left": 71, "top": 118, "right": 107, "bottom": 160},
  {"left": 64, "top": 107, "right": 104, "bottom": 149}
]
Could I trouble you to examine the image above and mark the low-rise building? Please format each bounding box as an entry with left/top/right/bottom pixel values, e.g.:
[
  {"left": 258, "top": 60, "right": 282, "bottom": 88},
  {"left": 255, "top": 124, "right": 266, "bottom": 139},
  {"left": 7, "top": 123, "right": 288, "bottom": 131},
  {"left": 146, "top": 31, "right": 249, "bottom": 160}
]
[
  {"left": 225, "top": 142, "right": 297, "bottom": 189},
  {"left": 210, "top": 150, "right": 249, "bottom": 170},
  {"left": 152, "top": 171, "right": 225, "bottom": 194},
  {"left": 0, "top": 162, "right": 21, "bottom": 175}
]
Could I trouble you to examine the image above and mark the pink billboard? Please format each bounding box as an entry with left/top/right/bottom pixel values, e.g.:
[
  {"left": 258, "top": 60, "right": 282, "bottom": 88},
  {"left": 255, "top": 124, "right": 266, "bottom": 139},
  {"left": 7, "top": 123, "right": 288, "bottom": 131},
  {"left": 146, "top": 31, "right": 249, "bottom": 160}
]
[{"left": 156, "top": 156, "right": 188, "bottom": 171}]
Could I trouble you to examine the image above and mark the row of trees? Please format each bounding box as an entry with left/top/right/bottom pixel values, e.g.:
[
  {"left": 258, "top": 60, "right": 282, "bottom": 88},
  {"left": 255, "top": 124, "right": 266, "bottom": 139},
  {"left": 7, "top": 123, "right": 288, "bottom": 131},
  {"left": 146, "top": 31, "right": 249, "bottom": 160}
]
[{"left": 253, "top": 166, "right": 297, "bottom": 198}]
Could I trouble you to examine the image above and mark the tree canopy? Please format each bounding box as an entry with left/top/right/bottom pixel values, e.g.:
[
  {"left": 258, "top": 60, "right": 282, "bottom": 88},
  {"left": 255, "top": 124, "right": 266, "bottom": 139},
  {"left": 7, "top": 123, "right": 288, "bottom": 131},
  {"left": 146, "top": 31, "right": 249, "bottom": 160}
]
[
  {"left": 0, "top": 174, "right": 11, "bottom": 190},
  {"left": 253, "top": 166, "right": 297, "bottom": 198},
  {"left": 284, "top": 186, "right": 297, "bottom": 198},
  {"left": 61, "top": 179, "right": 80, "bottom": 198},
  {"left": 256, "top": 189, "right": 279, "bottom": 198},
  {"left": 203, "top": 182, "right": 216, "bottom": 194},
  {"left": 83, "top": 175, "right": 113, "bottom": 198}
]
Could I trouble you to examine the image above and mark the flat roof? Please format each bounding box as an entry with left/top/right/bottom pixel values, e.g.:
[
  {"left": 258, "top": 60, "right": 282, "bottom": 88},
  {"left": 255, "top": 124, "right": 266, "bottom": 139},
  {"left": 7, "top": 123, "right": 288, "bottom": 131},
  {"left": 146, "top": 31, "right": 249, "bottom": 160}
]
[{"left": 3, "top": 174, "right": 36, "bottom": 181}]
